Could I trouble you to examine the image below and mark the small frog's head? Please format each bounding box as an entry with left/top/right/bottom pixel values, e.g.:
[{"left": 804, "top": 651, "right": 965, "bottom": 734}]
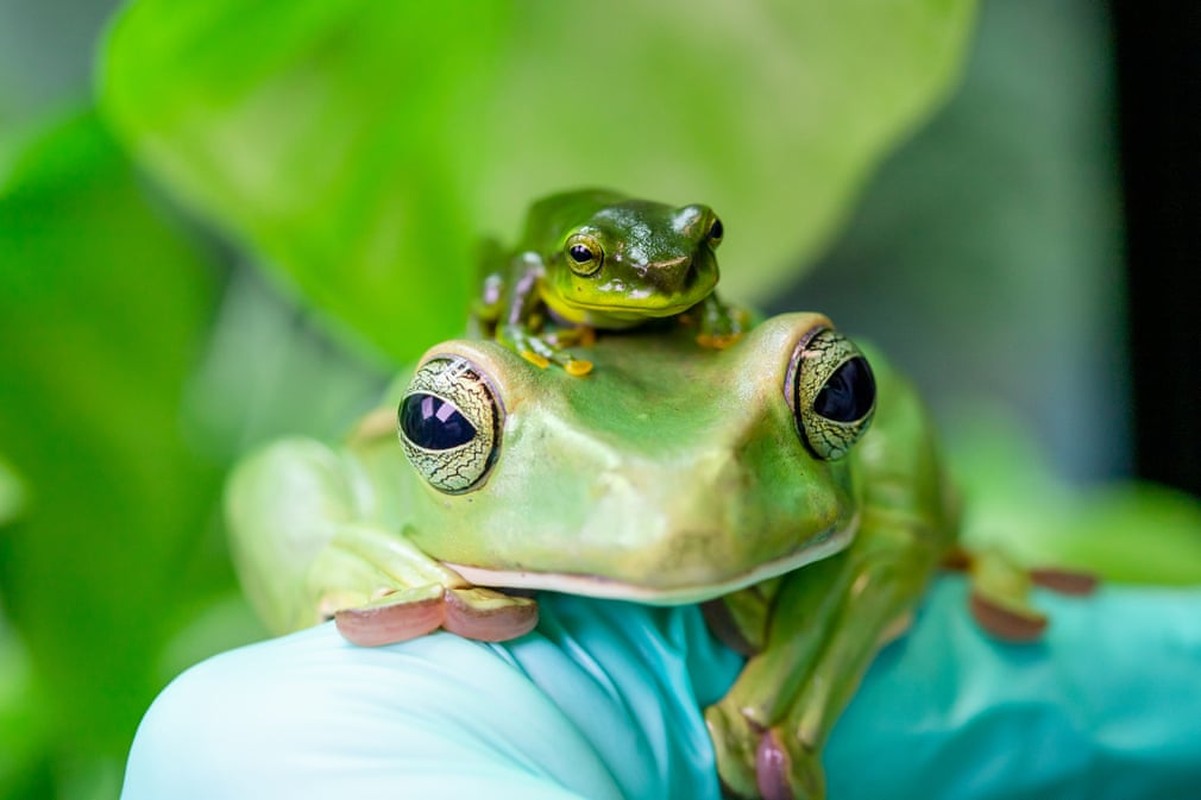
[
  {"left": 394, "top": 313, "right": 879, "bottom": 605},
  {"left": 525, "top": 189, "right": 724, "bottom": 322}
]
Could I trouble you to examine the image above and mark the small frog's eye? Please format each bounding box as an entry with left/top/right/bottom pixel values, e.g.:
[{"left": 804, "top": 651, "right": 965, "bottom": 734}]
[
  {"left": 398, "top": 357, "right": 501, "bottom": 493},
  {"left": 788, "top": 328, "right": 876, "bottom": 460},
  {"left": 565, "top": 233, "right": 603, "bottom": 276},
  {"left": 707, "top": 216, "right": 724, "bottom": 249}
]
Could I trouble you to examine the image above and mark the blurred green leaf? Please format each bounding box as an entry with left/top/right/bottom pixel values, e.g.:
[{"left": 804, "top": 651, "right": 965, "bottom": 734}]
[
  {"left": 101, "top": 0, "right": 976, "bottom": 363},
  {"left": 951, "top": 411, "right": 1201, "bottom": 585},
  {"left": 0, "top": 111, "right": 229, "bottom": 769},
  {"left": 184, "top": 266, "right": 387, "bottom": 461},
  {"left": 0, "top": 457, "right": 25, "bottom": 527},
  {"left": 0, "top": 607, "right": 50, "bottom": 798}
]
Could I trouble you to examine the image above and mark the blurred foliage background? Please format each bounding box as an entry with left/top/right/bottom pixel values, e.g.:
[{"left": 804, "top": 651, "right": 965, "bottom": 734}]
[{"left": 0, "top": 1, "right": 1198, "bottom": 798}]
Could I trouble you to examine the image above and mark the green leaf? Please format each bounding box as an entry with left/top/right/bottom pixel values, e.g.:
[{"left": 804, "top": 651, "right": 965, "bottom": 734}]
[
  {"left": 0, "top": 607, "right": 50, "bottom": 798},
  {"left": 101, "top": 0, "right": 977, "bottom": 363},
  {"left": 951, "top": 412, "right": 1201, "bottom": 586},
  {"left": 0, "top": 111, "right": 228, "bottom": 765},
  {"left": 0, "top": 457, "right": 25, "bottom": 527}
]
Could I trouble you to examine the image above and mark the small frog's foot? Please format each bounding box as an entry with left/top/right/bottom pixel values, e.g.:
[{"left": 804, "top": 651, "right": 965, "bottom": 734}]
[
  {"left": 755, "top": 729, "right": 825, "bottom": 800},
  {"left": 696, "top": 331, "right": 744, "bottom": 350},
  {"left": 522, "top": 349, "right": 593, "bottom": 377},
  {"left": 503, "top": 326, "right": 593, "bottom": 376},
  {"left": 546, "top": 324, "right": 597, "bottom": 349},
  {"left": 695, "top": 302, "right": 752, "bottom": 350},
  {"left": 335, "top": 585, "right": 538, "bottom": 646},
  {"left": 704, "top": 703, "right": 761, "bottom": 800}
]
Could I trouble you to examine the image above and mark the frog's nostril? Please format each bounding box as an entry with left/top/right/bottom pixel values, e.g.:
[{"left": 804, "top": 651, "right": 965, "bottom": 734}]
[{"left": 649, "top": 255, "right": 693, "bottom": 288}]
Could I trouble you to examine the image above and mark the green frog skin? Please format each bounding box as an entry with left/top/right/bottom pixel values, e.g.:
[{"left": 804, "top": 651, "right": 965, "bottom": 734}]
[
  {"left": 227, "top": 309, "right": 971, "bottom": 799},
  {"left": 473, "top": 188, "right": 749, "bottom": 375}
]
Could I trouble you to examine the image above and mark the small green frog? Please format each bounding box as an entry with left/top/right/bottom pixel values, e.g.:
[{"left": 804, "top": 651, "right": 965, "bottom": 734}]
[{"left": 473, "top": 188, "right": 749, "bottom": 375}]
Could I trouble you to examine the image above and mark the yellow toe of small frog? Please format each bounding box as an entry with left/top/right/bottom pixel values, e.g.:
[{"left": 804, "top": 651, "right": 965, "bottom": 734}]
[{"left": 696, "top": 332, "right": 744, "bottom": 350}]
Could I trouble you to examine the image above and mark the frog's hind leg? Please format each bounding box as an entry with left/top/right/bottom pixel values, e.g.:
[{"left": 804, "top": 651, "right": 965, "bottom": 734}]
[
  {"left": 470, "top": 237, "right": 507, "bottom": 339},
  {"left": 312, "top": 523, "right": 538, "bottom": 645}
]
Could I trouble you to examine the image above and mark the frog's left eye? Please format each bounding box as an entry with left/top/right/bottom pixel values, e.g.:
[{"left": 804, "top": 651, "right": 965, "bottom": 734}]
[
  {"left": 565, "top": 233, "right": 603, "bottom": 276},
  {"left": 788, "top": 328, "right": 876, "bottom": 460},
  {"left": 398, "top": 357, "right": 501, "bottom": 493}
]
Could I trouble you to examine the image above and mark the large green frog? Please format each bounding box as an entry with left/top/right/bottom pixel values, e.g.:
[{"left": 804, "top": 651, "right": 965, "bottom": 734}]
[
  {"left": 226, "top": 195, "right": 1066, "bottom": 799},
  {"left": 473, "top": 188, "right": 749, "bottom": 375},
  {"left": 229, "top": 309, "right": 959, "bottom": 798}
]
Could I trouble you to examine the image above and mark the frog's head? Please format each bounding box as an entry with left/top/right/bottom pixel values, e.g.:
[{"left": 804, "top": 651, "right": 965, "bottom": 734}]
[
  {"left": 525, "top": 188, "right": 724, "bottom": 321},
  {"left": 394, "top": 313, "right": 878, "bottom": 605}
]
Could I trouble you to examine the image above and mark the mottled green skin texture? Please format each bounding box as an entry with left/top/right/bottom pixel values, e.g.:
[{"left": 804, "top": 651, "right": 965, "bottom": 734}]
[{"left": 227, "top": 312, "right": 955, "bottom": 799}]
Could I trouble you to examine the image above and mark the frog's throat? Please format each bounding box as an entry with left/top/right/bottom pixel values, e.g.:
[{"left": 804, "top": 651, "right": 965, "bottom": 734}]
[{"left": 447, "top": 514, "right": 858, "bottom": 606}]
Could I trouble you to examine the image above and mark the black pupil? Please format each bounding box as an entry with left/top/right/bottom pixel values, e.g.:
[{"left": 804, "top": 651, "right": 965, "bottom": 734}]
[
  {"left": 399, "top": 393, "right": 476, "bottom": 450},
  {"left": 813, "top": 357, "right": 875, "bottom": 422},
  {"left": 569, "top": 244, "right": 593, "bottom": 263},
  {"left": 709, "top": 219, "right": 723, "bottom": 240}
]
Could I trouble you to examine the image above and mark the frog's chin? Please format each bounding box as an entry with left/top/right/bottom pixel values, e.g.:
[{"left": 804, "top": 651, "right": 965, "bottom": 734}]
[{"left": 445, "top": 515, "right": 857, "bottom": 606}]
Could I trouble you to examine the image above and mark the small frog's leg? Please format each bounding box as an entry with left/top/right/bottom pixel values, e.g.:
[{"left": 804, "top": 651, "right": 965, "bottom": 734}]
[
  {"left": 693, "top": 292, "right": 752, "bottom": 349},
  {"left": 485, "top": 256, "right": 588, "bottom": 376},
  {"left": 469, "top": 237, "right": 508, "bottom": 339},
  {"left": 311, "top": 523, "right": 538, "bottom": 646},
  {"left": 707, "top": 515, "right": 945, "bottom": 800}
]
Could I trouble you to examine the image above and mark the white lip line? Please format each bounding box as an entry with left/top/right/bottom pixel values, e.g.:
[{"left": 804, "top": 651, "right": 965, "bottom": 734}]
[{"left": 446, "top": 515, "right": 859, "bottom": 604}]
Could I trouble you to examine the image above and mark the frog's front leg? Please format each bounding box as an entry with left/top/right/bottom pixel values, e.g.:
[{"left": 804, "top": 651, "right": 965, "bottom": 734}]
[
  {"left": 494, "top": 254, "right": 593, "bottom": 376},
  {"left": 312, "top": 523, "right": 538, "bottom": 645},
  {"left": 226, "top": 438, "right": 536, "bottom": 647},
  {"left": 706, "top": 515, "right": 944, "bottom": 800},
  {"left": 693, "top": 292, "right": 752, "bottom": 349}
]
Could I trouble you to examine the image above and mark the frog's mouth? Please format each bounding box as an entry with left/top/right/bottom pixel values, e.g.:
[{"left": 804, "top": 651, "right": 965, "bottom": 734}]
[{"left": 445, "top": 514, "right": 858, "bottom": 606}]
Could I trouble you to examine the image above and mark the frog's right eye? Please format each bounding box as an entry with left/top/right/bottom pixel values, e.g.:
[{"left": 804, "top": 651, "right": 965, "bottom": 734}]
[
  {"left": 398, "top": 357, "right": 501, "bottom": 493},
  {"left": 565, "top": 233, "right": 603, "bottom": 276}
]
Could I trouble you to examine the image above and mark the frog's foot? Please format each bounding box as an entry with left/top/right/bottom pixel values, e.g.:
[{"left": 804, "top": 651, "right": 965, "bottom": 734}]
[
  {"left": 945, "top": 546, "right": 1098, "bottom": 642},
  {"left": 706, "top": 704, "right": 826, "bottom": 800},
  {"left": 311, "top": 524, "right": 538, "bottom": 646},
  {"left": 546, "top": 324, "right": 597, "bottom": 349},
  {"left": 704, "top": 701, "right": 762, "bottom": 799},
  {"left": 501, "top": 325, "right": 593, "bottom": 376},
  {"left": 335, "top": 585, "right": 538, "bottom": 646},
  {"left": 755, "top": 729, "right": 824, "bottom": 800},
  {"left": 694, "top": 295, "right": 752, "bottom": 350}
]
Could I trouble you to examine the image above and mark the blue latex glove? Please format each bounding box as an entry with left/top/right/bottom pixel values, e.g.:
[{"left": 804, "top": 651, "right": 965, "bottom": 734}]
[{"left": 122, "top": 577, "right": 1201, "bottom": 799}]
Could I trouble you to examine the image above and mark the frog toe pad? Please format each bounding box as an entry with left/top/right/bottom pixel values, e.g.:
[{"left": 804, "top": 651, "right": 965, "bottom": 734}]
[
  {"left": 756, "top": 729, "right": 824, "bottom": 800},
  {"left": 335, "top": 586, "right": 538, "bottom": 646}
]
